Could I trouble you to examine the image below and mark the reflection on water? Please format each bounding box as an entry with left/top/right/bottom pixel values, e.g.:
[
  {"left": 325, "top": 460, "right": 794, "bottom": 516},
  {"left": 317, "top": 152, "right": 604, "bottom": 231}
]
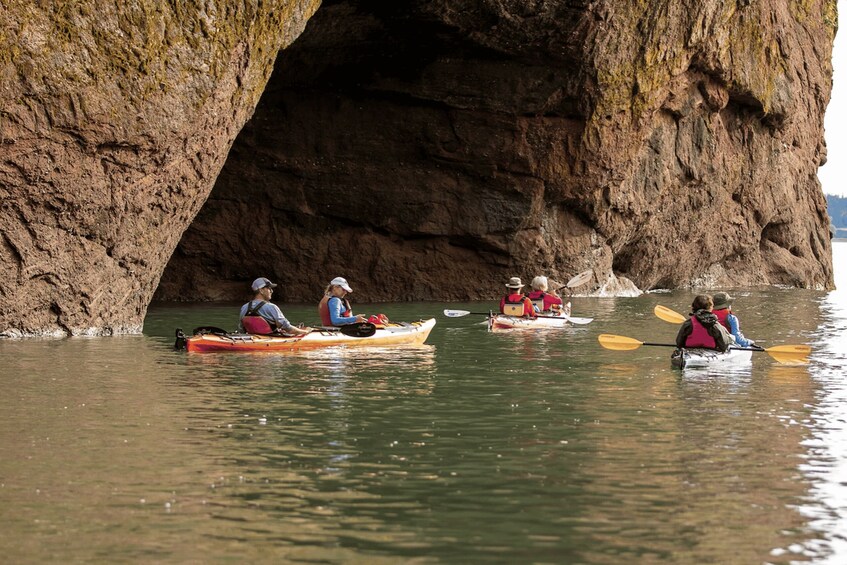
[
  {"left": 794, "top": 241, "right": 847, "bottom": 563},
  {"left": 1, "top": 243, "right": 847, "bottom": 562}
]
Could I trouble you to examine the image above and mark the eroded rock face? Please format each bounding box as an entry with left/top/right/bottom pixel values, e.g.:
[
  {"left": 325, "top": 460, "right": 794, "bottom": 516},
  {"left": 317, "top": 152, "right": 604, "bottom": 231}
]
[
  {"left": 1, "top": 1, "right": 836, "bottom": 336},
  {"left": 0, "top": 1, "right": 320, "bottom": 335},
  {"left": 158, "top": 0, "right": 836, "bottom": 305}
]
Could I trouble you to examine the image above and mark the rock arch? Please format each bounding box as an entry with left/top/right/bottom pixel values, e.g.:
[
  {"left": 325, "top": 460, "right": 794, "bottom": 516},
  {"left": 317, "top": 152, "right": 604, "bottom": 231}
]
[{"left": 1, "top": 0, "right": 836, "bottom": 336}]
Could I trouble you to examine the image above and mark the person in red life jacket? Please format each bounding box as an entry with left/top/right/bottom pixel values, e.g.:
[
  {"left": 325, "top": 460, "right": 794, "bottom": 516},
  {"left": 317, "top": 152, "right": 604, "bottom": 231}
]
[
  {"left": 318, "top": 277, "right": 367, "bottom": 326},
  {"left": 527, "top": 276, "right": 570, "bottom": 315},
  {"left": 674, "top": 294, "right": 734, "bottom": 351},
  {"left": 711, "top": 292, "right": 755, "bottom": 347},
  {"left": 238, "top": 277, "right": 311, "bottom": 336},
  {"left": 499, "top": 277, "right": 537, "bottom": 318}
]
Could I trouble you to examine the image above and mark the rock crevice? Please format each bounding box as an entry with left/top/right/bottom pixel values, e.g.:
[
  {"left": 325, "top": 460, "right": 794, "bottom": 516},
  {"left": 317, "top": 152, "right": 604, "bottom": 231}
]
[{"left": 0, "top": 0, "right": 836, "bottom": 336}]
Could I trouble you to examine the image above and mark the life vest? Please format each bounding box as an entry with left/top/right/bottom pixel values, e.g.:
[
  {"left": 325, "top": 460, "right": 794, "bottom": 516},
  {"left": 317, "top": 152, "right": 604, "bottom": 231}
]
[
  {"left": 685, "top": 316, "right": 717, "bottom": 349},
  {"left": 713, "top": 308, "right": 731, "bottom": 332},
  {"left": 502, "top": 293, "right": 531, "bottom": 317},
  {"left": 318, "top": 295, "right": 353, "bottom": 326},
  {"left": 241, "top": 301, "right": 275, "bottom": 335},
  {"left": 527, "top": 290, "right": 547, "bottom": 312}
]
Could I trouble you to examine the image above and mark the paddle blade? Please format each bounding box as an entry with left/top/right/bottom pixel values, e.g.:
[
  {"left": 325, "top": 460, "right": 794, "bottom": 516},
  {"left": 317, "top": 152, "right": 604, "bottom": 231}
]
[
  {"left": 443, "top": 309, "right": 472, "bottom": 318},
  {"left": 565, "top": 315, "right": 594, "bottom": 325},
  {"left": 765, "top": 344, "right": 811, "bottom": 365},
  {"left": 339, "top": 322, "right": 377, "bottom": 338},
  {"left": 598, "top": 334, "right": 644, "bottom": 351},
  {"left": 566, "top": 269, "right": 594, "bottom": 289},
  {"left": 654, "top": 305, "right": 686, "bottom": 324}
]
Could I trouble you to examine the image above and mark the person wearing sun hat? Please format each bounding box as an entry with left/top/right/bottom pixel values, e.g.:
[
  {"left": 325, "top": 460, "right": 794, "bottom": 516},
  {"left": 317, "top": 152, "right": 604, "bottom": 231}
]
[
  {"left": 318, "top": 277, "right": 368, "bottom": 326},
  {"left": 499, "top": 277, "right": 536, "bottom": 318},
  {"left": 238, "top": 277, "right": 311, "bottom": 336},
  {"left": 711, "top": 291, "right": 754, "bottom": 347}
]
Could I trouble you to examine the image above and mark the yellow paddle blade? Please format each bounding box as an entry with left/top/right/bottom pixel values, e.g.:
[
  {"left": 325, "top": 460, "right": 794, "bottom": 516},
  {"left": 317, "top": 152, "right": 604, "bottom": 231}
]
[
  {"left": 654, "top": 305, "right": 686, "bottom": 324},
  {"left": 765, "top": 345, "right": 812, "bottom": 365},
  {"left": 597, "top": 334, "right": 643, "bottom": 351}
]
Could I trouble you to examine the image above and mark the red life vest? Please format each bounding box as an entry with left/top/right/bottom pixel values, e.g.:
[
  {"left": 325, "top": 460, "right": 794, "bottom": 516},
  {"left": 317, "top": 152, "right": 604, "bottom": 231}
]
[
  {"left": 241, "top": 301, "right": 275, "bottom": 335},
  {"left": 527, "top": 290, "right": 546, "bottom": 312},
  {"left": 685, "top": 317, "right": 717, "bottom": 349},
  {"left": 318, "top": 295, "right": 353, "bottom": 326},
  {"left": 501, "top": 293, "right": 534, "bottom": 317},
  {"left": 527, "top": 290, "right": 563, "bottom": 312},
  {"left": 713, "top": 308, "right": 731, "bottom": 331}
]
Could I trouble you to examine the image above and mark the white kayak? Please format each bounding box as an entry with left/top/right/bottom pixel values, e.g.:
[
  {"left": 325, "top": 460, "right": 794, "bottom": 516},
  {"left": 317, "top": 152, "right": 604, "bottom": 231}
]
[
  {"left": 488, "top": 313, "right": 589, "bottom": 331},
  {"left": 670, "top": 347, "right": 753, "bottom": 369},
  {"left": 441, "top": 309, "right": 593, "bottom": 330}
]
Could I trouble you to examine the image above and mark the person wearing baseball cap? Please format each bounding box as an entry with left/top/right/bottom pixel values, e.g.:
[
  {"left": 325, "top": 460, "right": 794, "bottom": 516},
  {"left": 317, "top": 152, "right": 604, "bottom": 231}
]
[
  {"left": 499, "top": 277, "right": 536, "bottom": 318},
  {"left": 238, "top": 277, "right": 311, "bottom": 336},
  {"left": 711, "top": 292, "right": 755, "bottom": 347},
  {"left": 318, "top": 277, "right": 367, "bottom": 326}
]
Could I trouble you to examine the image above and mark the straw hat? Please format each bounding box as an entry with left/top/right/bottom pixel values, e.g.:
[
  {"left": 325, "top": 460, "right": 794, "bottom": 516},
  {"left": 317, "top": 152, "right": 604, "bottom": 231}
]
[{"left": 505, "top": 277, "right": 524, "bottom": 289}]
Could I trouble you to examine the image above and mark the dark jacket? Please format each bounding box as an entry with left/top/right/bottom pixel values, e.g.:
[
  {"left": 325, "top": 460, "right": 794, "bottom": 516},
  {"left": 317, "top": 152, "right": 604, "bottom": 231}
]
[{"left": 675, "top": 310, "right": 734, "bottom": 352}]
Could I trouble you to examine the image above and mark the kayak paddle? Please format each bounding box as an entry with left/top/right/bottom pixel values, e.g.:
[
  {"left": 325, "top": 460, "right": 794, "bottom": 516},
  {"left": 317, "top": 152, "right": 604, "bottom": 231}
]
[
  {"left": 597, "top": 334, "right": 810, "bottom": 365},
  {"left": 554, "top": 269, "right": 594, "bottom": 293},
  {"left": 653, "top": 305, "right": 687, "bottom": 324},
  {"left": 443, "top": 309, "right": 593, "bottom": 325},
  {"left": 337, "top": 322, "right": 378, "bottom": 338}
]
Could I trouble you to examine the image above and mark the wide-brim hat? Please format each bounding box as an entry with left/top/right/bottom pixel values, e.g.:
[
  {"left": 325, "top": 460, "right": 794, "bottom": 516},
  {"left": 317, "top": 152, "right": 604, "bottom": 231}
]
[
  {"left": 505, "top": 276, "right": 524, "bottom": 289},
  {"left": 712, "top": 292, "right": 734, "bottom": 310}
]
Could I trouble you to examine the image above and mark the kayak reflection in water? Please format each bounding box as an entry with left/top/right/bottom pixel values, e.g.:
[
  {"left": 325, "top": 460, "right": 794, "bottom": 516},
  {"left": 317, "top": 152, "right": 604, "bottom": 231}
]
[
  {"left": 238, "top": 277, "right": 312, "bottom": 336},
  {"left": 675, "top": 294, "right": 734, "bottom": 352},
  {"left": 318, "top": 277, "right": 367, "bottom": 327},
  {"left": 711, "top": 292, "right": 755, "bottom": 347}
]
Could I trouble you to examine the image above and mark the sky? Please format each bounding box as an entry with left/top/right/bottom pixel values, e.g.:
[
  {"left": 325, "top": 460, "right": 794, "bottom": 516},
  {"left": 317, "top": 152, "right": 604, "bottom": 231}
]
[{"left": 819, "top": 0, "right": 847, "bottom": 197}]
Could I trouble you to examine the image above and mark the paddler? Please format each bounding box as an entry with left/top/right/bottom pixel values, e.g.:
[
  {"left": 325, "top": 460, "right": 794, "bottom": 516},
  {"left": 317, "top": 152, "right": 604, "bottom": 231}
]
[
  {"left": 675, "top": 294, "right": 734, "bottom": 351},
  {"left": 238, "top": 277, "right": 311, "bottom": 336},
  {"left": 527, "top": 276, "right": 570, "bottom": 315},
  {"left": 711, "top": 292, "right": 755, "bottom": 347},
  {"left": 318, "top": 277, "right": 367, "bottom": 326},
  {"left": 500, "top": 277, "right": 537, "bottom": 318}
]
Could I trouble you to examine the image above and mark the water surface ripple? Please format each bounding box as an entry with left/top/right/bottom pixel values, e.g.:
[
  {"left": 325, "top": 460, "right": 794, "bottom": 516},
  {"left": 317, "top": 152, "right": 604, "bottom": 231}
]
[{"left": 1, "top": 243, "right": 846, "bottom": 563}]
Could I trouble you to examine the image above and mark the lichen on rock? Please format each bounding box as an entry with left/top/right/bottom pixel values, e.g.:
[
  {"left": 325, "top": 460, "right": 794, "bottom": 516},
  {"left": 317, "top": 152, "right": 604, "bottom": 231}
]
[
  {"left": 1, "top": 0, "right": 320, "bottom": 336},
  {"left": 0, "top": 0, "right": 836, "bottom": 336},
  {"left": 159, "top": 0, "right": 835, "bottom": 304}
]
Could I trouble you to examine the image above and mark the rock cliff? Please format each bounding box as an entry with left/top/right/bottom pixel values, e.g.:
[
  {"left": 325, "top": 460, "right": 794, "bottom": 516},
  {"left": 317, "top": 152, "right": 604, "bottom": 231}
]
[
  {"left": 1, "top": 0, "right": 836, "bottom": 336},
  {"left": 1, "top": 1, "right": 320, "bottom": 336},
  {"left": 158, "top": 0, "right": 836, "bottom": 306}
]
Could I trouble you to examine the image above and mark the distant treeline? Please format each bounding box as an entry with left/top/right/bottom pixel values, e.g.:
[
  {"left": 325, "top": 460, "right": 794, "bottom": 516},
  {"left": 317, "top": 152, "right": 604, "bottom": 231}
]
[{"left": 828, "top": 194, "right": 847, "bottom": 229}]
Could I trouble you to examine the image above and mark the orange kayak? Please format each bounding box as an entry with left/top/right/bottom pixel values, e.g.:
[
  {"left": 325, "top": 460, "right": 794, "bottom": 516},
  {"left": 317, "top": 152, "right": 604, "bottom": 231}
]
[{"left": 180, "top": 319, "right": 436, "bottom": 352}]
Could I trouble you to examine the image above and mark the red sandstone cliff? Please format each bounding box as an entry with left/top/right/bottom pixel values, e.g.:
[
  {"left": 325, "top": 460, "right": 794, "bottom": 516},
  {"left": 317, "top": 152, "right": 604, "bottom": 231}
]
[
  {"left": 0, "top": 0, "right": 836, "bottom": 336},
  {"left": 157, "top": 0, "right": 836, "bottom": 305},
  {"left": 1, "top": 1, "right": 320, "bottom": 336}
]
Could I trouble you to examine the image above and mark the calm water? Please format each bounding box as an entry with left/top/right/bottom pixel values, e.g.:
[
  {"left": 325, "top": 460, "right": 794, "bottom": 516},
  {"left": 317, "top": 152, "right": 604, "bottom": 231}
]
[{"left": 2, "top": 244, "right": 847, "bottom": 563}]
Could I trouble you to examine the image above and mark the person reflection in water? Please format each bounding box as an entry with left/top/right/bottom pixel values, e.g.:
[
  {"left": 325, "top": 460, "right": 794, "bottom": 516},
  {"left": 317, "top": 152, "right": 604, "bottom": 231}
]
[{"left": 238, "top": 277, "right": 311, "bottom": 336}]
